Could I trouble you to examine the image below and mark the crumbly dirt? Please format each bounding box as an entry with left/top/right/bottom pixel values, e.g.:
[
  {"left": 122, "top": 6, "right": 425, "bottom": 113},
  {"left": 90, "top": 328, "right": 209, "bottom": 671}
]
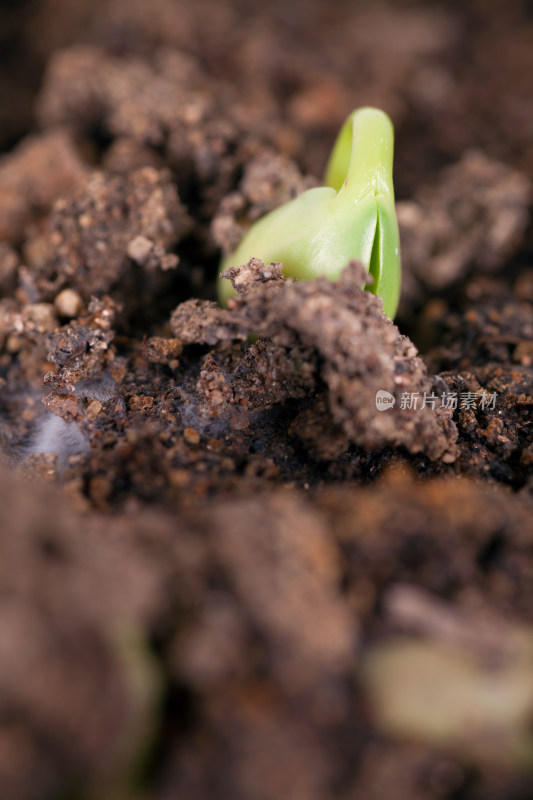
[
  {"left": 171, "top": 259, "right": 459, "bottom": 461},
  {"left": 0, "top": 2, "right": 532, "bottom": 799}
]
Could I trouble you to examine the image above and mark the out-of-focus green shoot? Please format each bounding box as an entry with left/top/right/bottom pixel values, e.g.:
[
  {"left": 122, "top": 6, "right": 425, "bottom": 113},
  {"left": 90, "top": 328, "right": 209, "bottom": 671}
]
[{"left": 218, "top": 106, "right": 401, "bottom": 319}]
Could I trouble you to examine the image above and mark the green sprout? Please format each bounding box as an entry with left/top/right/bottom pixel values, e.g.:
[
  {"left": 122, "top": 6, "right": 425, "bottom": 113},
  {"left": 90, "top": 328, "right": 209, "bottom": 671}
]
[{"left": 218, "top": 107, "right": 401, "bottom": 319}]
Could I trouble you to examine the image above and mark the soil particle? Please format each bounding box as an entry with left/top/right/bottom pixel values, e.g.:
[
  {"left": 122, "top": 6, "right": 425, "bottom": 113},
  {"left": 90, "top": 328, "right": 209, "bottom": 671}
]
[
  {"left": 44, "top": 296, "right": 120, "bottom": 388},
  {"left": 54, "top": 288, "right": 83, "bottom": 318}
]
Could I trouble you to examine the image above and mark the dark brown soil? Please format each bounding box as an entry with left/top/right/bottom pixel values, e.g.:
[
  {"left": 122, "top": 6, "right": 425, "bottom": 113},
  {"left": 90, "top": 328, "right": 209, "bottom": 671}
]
[{"left": 0, "top": 2, "right": 532, "bottom": 799}]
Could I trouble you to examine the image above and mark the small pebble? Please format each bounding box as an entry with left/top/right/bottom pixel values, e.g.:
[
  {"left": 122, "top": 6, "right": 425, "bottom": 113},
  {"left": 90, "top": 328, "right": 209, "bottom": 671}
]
[
  {"left": 55, "top": 289, "right": 82, "bottom": 318},
  {"left": 184, "top": 427, "right": 200, "bottom": 445},
  {"left": 127, "top": 235, "right": 153, "bottom": 265}
]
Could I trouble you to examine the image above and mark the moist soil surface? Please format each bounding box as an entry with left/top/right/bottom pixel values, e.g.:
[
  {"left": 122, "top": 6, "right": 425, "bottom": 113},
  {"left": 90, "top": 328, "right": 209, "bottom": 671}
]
[{"left": 0, "top": 2, "right": 532, "bottom": 799}]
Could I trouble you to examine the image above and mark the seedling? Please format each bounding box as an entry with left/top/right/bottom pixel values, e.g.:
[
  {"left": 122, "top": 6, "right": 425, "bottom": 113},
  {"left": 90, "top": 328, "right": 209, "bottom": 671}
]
[{"left": 218, "top": 107, "right": 401, "bottom": 318}]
